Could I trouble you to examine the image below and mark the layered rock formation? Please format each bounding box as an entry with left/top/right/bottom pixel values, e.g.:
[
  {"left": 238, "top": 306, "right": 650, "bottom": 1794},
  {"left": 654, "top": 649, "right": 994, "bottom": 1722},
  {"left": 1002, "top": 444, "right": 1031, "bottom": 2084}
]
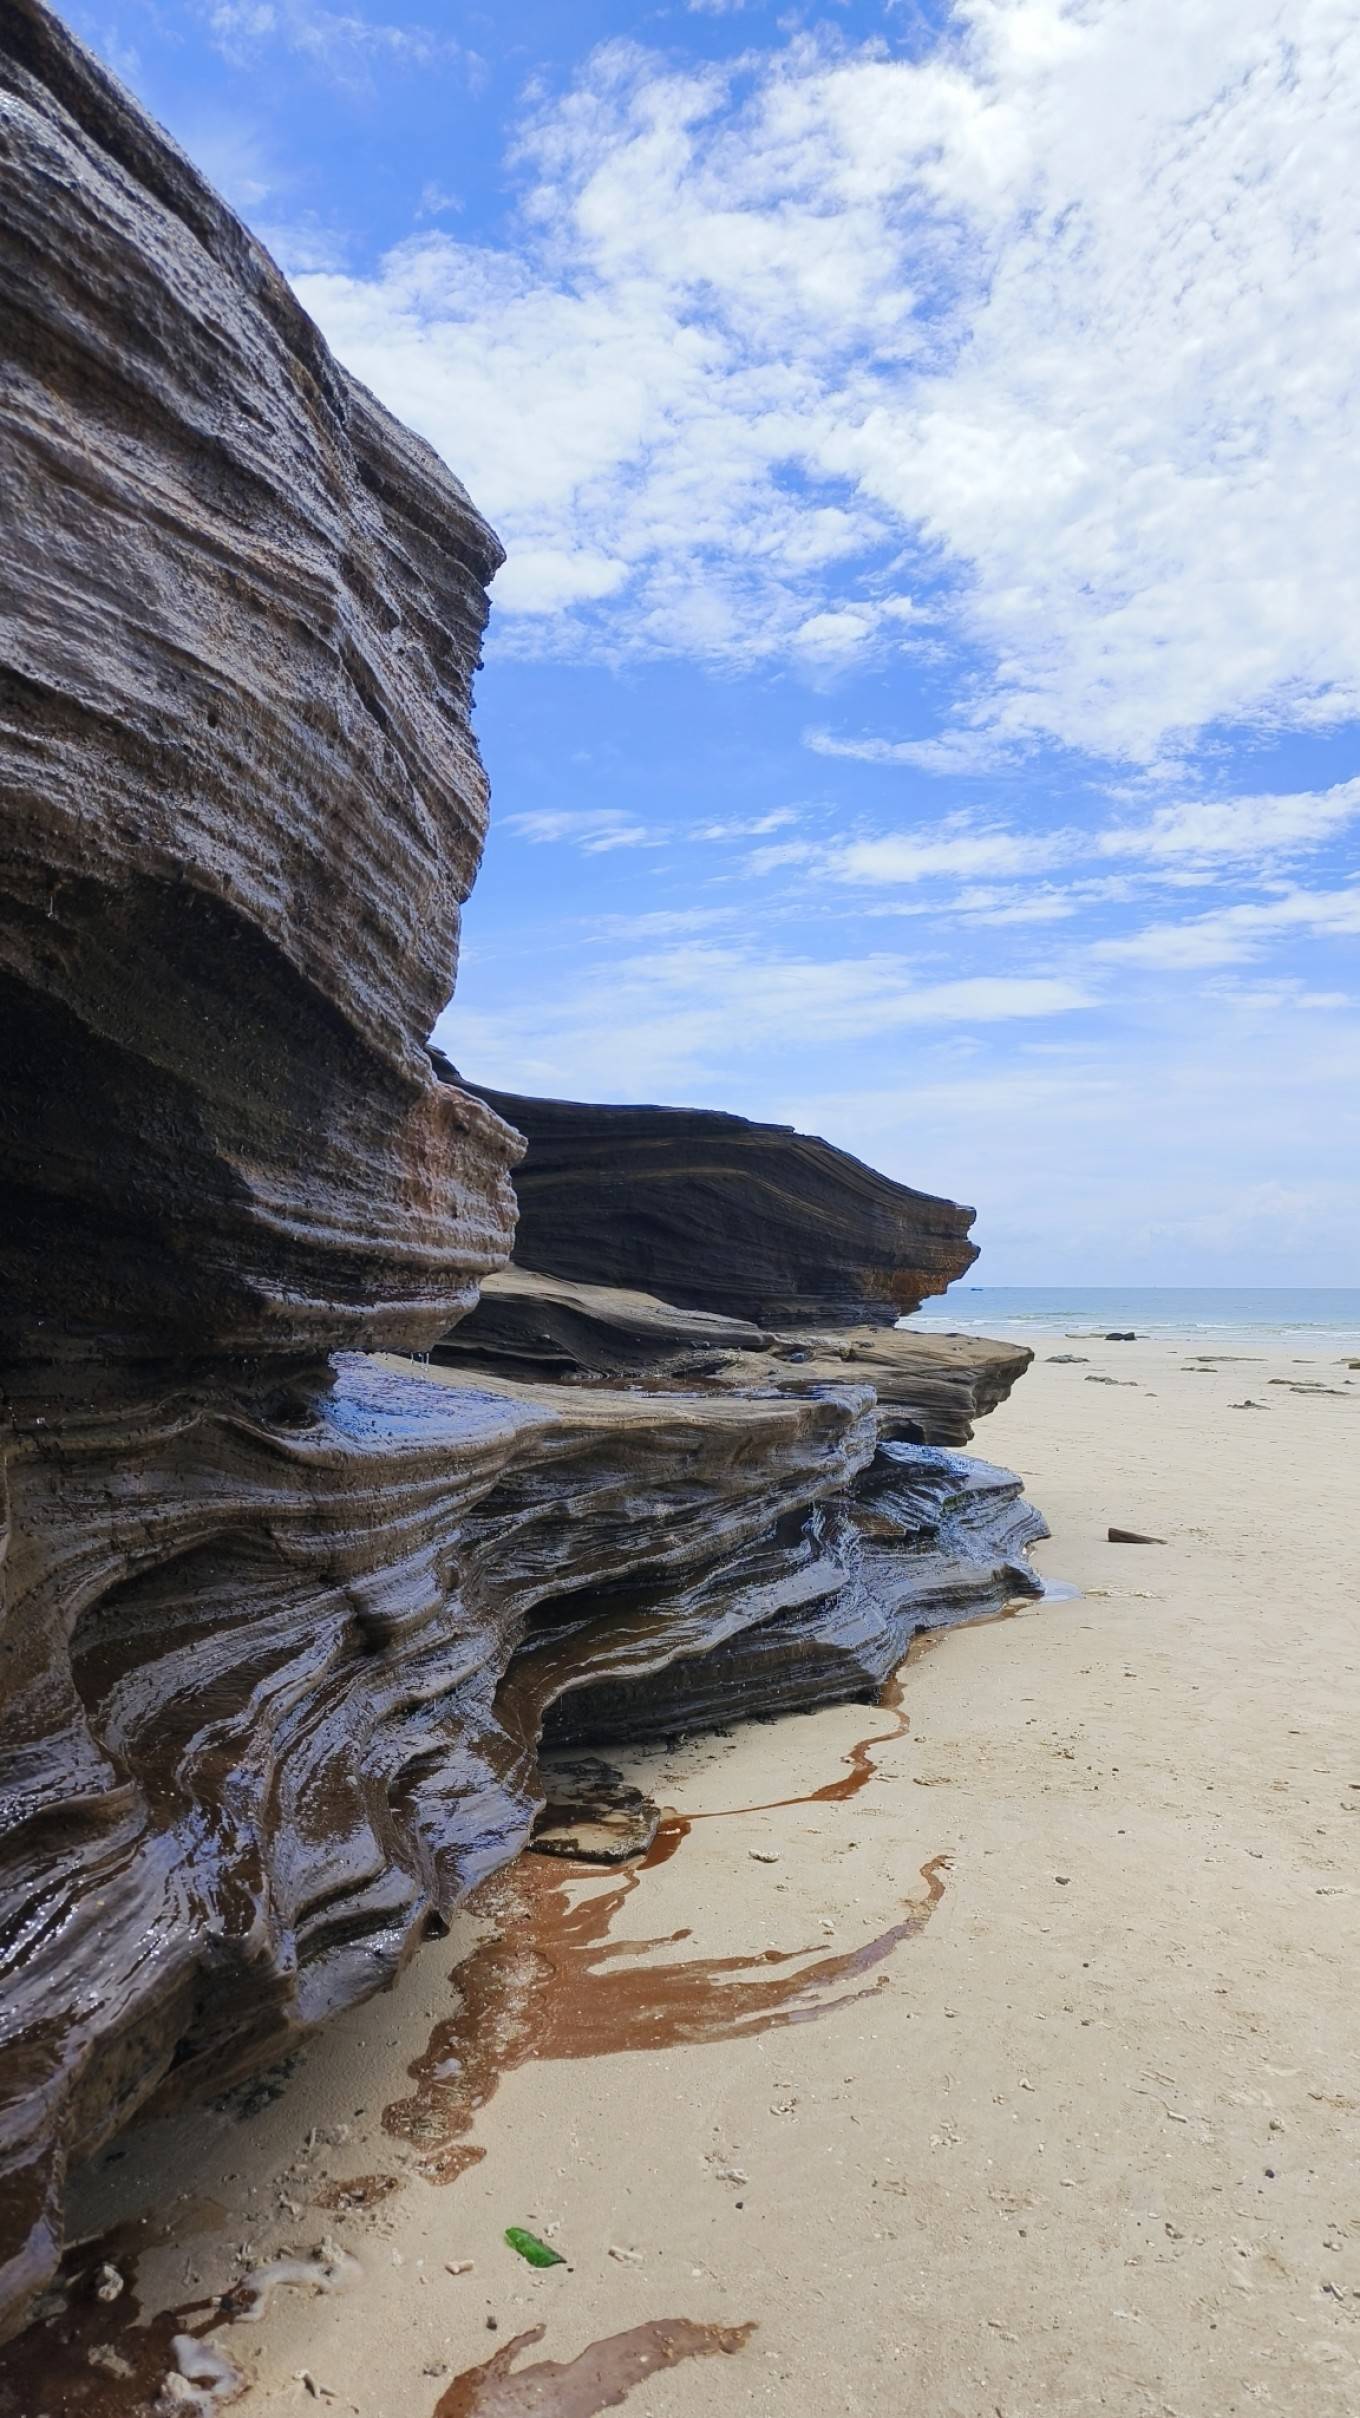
[
  {"left": 435, "top": 1265, "right": 774, "bottom": 1380},
  {"left": 0, "top": 0, "right": 519, "bottom": 1367},
  {"left": 0, "top": 0, "right": 1044, "bottom": 2352},
  {"left": 438, "top": 1269, "right": 1031, "bottom": 1447},
  {"left": 439, "top": 1069, "right": 980, "bottom": 1325},
  {"left": 1, "top": 0, "right": 515, "bottom": 2331}
]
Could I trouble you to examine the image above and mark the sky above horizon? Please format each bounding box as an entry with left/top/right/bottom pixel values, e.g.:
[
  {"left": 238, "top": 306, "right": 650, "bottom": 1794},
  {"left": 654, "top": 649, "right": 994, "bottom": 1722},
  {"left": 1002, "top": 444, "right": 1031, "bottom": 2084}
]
[{"left": 76, "top": 0, "right": 1360, "bottom": 1282}]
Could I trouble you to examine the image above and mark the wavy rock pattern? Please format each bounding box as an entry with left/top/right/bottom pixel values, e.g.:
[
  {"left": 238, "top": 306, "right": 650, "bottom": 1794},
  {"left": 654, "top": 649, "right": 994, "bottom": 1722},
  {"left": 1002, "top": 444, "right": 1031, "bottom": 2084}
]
[
  {"left": 441, "top": 1073, "right": 979, "bottom": 1326},
  {"left": 0, "top": 0, "right": 520, "bottom": 1365},
  {"left": 0, "top": 1356, "right": 875, "bottom": 2329},
  {"left": 0, "top": 0, "right": 1045, "bottom": 2350},
  {"left": 437, "top": 1271, "right": 1031, "bottom": 1447},
  {"left": 437, "top": 1265, "right": 774, "bottom": 1379}
]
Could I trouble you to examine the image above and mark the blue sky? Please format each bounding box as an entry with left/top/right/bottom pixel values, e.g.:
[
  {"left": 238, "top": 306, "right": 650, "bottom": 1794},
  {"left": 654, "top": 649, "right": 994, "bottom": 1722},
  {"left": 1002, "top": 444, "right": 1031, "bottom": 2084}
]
[{"left": 77, "top": 0, "right": 1360, "bottom": 1281}]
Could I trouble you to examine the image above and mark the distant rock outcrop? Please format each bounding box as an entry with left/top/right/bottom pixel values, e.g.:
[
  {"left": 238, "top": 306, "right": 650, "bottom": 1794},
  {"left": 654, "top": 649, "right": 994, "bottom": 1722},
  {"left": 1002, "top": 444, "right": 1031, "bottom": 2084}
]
[
  {"left": 439, "top": 1070, "right": 979, "bottom": 1325},
  {"left": 0, "top": 0, "right": 1043, "bottom": 2352}
]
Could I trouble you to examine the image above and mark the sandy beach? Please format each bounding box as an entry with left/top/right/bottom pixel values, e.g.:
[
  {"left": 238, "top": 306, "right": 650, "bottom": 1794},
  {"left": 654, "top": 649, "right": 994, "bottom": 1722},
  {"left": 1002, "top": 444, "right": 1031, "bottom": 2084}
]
[{"left": 29, "top": 1334, "right": 1359, "bottom": 2418}]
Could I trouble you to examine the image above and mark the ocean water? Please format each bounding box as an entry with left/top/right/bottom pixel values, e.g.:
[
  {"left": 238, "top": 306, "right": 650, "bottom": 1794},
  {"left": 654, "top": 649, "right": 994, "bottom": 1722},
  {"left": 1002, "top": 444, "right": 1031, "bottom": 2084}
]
[{"left": 900, "top": 1287, "right": 1360, "bottom": 1349}]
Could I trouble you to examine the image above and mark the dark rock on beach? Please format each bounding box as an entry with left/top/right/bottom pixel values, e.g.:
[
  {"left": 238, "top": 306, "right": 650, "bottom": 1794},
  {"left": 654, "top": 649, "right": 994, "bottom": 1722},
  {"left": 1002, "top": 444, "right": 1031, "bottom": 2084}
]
[
  {"left": 437, "top": 1270, "right": 1033, "bottom": 1448},
  {"left": 435, "top": 1265, "right": 774, "bottom": 1379},
  {"left": 437, "top": 1070, "right": 980, "bottom": 1326},
  {"left": 0, "top": 0, "right": 1046, "bottom": 2346}
]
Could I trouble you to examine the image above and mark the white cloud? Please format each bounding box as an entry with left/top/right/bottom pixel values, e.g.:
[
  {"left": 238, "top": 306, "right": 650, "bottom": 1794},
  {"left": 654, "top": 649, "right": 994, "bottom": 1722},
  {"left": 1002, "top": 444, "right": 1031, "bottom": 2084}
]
[
  {"left": 823, "top": 825, "right": 1067, "bottom": 885},
  {"left": 293, "top": 3, "right": 1360, "bottom": 763},
  {"left": 501, "top": 808, "right": 656, "bottom": 853},
  {"left": 438, "top": 940, "right": 1088, "bottom": 1098},
  {"left": 742, "top": 775, "right": 1360, "bottom": 902},
  {"left": 791, "top": 607, "right": 878, "bottom": 658},
  {"left": 1097, "top": 779, "right": 1360, "bottom": 867},
  {"left": 695, "top": 808, "right": 801, "bottom": 840},
  {"left": 494, "top": 548, "right": 630, "bottom": 613},
  {"left": 805, "top": 726, "right": 1008, "bottom": 775},
  {"left": 1092, "top": 884, "right": 1360, "bottom": 970},
  {"left": 202, "top": 0, "right": 470, "bottom": 77}
]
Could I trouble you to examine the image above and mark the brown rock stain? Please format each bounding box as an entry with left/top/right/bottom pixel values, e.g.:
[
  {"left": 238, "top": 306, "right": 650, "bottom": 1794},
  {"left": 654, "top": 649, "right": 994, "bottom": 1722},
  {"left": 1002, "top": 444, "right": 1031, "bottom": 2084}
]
[
  {"left": 312, "top": 2171, "right": 403, "bottom": 2213},
  {"left": 432, "top": 2317, "right": 757, "bottom": 2418}
]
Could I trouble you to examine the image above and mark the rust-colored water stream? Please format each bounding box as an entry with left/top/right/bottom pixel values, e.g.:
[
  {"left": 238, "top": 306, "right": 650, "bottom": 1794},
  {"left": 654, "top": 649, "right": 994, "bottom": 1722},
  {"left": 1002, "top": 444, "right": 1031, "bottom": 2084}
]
[
  {"left": 385, "top": 1640, "right": 958, "bottom": 2184},
  {"left": 0, "top": 1619, "right": 1007, "bottom": 2415},
  {"left": 432, "top": 2317, "right": 757, "bottom": 2418}
]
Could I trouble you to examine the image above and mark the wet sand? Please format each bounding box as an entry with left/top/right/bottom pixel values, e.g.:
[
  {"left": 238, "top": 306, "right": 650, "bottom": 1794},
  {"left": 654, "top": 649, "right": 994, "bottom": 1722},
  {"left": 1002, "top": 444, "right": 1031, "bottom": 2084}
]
[{"left": 14, "top": 1336, "right": 1359, "bottom": 2418}]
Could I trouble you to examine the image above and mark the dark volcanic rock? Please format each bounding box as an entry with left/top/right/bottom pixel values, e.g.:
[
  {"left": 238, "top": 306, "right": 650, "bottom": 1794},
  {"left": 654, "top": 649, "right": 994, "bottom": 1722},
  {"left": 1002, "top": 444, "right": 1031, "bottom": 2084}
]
[
  {"left": 439, "top": 1071, "right": 978, "bottom": 1326},
  {"left": 0, "top": 0, "right": 520, "bottom": 1365},
  {"left": 0, "top": 0, "right": 1045, "bottom": 2350}
]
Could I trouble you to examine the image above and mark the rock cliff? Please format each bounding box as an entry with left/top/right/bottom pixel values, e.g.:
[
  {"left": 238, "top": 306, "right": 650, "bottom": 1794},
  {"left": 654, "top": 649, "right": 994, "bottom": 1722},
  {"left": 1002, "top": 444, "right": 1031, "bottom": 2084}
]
[
  {"left": 440, "top": 1070, "right": 979, "bottom": 1326},
  {"left": 0, "top": 0, "right": 520, "bottom": 1366},
  {"left": 0, "top": 0, "right": 1044, "bottom": 2351}
]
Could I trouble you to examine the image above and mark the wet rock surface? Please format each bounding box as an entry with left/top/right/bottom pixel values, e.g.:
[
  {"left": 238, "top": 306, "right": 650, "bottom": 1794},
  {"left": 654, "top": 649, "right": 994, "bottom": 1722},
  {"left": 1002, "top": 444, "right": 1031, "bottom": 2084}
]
[
  {"left": 530, "top": 1760, "right": 662, "bottom": 1864},
  {"left": 0, "top": 0, "right": 1046, "bottom": 2353}
]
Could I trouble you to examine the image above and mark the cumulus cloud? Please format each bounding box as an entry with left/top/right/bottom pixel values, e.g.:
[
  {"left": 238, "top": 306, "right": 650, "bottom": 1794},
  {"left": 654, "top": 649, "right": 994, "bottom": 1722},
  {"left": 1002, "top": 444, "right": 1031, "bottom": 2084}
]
[{"left": 294, "top": 2, "right": 1360, "bottom": 763}]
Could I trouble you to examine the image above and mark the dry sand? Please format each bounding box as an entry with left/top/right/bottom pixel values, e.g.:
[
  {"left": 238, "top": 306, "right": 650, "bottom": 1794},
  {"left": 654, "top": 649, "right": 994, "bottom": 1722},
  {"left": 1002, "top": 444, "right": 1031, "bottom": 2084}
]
[{"left": 49, "top": 1336, "right": 1360, "bottom": 2418}]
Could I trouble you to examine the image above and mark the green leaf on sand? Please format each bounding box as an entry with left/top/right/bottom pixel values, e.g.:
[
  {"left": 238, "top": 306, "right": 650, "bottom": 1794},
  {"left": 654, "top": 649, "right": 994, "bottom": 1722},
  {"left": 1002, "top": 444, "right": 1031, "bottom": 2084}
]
[{"left": 504, "top": 2226, "right": 565, "bottom": 2269}]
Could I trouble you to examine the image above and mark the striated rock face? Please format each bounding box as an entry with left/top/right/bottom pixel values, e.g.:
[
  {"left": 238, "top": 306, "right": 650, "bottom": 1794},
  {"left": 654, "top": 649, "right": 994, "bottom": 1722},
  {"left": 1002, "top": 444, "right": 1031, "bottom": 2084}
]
[
  {"left": 0, "top": 0, "right": 520, "bottom": 1365},
  {"left": 0, "top": 0, "right": 522, "bottom": 2332},
  {"left": 438, "top": 1265, "right": 774, "bottom": 1380},
  {"left": 0, "top": 0, "right": 1044, "bottom": 2349},
  {"left": 707, "top": 1325, "right": 1035, "bottom": 1449},
  {"left": 440, "top": 1071, "right": 979, "bottom": 1326},
  {"left": 438, "top": 1269, "right": 1031, "bottom": 1448},
  {"left": 538, "top": 1445, "right": 1045, "bottom": 1748},
  {"left": 0, "top": 1355, "right": 875, "bottom": 2329}
]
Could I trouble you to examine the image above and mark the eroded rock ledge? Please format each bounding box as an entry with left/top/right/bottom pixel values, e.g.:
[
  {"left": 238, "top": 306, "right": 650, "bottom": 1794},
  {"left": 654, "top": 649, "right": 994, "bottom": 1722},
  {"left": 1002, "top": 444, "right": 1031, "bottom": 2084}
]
[
  {"left": 438, "top": 1266, "right": 1032, "bottom": 1446},
  {"left": 0, "top": 0, "right": 1045, "bottom": 2349},
  {"left": 439, "top": 1070, "right": 980, "bottom": 1326}
]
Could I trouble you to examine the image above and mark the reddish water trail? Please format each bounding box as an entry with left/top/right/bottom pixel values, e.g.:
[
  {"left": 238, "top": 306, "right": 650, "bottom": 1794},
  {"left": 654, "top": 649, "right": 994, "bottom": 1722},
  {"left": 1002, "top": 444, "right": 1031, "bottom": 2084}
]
[
  {"left": 386, "top": 1644, "right": 956, "bottom": 2183},
  {"left": 432, "top": 2316, "right": 757, "bottom": 2418}
]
